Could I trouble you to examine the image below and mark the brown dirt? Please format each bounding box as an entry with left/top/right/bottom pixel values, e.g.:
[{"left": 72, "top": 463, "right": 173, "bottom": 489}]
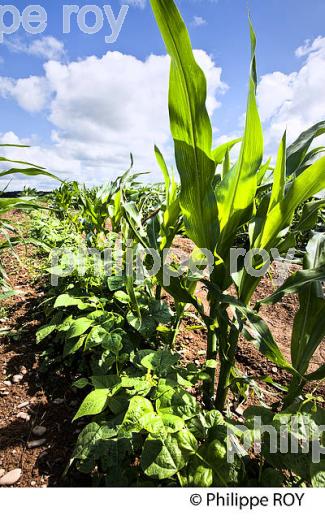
[{"left": 0, "top": 212, "right": 84, "bottom": 487}]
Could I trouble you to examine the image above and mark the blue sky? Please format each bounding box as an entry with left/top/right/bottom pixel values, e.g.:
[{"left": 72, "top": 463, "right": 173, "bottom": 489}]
[{"left": 1, "top": 0, "right": 325, "bottom": 188}]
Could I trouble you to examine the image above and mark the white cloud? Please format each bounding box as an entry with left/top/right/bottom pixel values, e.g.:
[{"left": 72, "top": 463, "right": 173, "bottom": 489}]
[
  {"left": 0, "top": 131, "right": 80, "bottom": 190},
  {"left": 192, "top": 16, "right": 207, "bottom": 27},
  {"left": 0, "top": 49, "right": 226, "bottom": 188},
  {"left": 257, "top": 35, "right": 325, "bottom": 156},
  {"left": 257, "top": 71, "right": 297, "bottom": 123},
  {"left": 6, "top": 36, "right": 65, "bottom": 61},
  {"left": 194, "top": 50, "right": 228, "bottom": 113},
  {"left": 295, "top": 36, "right": 325, "bottom": 57},
  {"left": 0, "top": 131, "right": 26, "bottom": 146},
  {"left": 0, "top": 75, "right": 51, "bottom": 112},
  {"left": 4, "top": 33, "right": 325, "bottom": 190}
]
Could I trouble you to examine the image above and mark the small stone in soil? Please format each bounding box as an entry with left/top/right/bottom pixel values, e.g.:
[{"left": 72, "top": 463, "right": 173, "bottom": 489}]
[
  {"left": 20, "top": 367, "right": 28, "bottom": 375},
  {"left": 17, "top": 412, "right": 31, "bottom": 421},
  {"left": 272, "top": 367, "right": 278, "bottom": 373},
  {"left": 3, "top": 380, "right": 11, "bottom": 387},
  {"left": 27, "top": 438, "right": 46, "bottom": 449},
  {"left": 0, "top": 468, "right": 22, "bottom": 486},
  {"left": 17, "top": 401, "right": 29, "bottom": 409},
  {"left": 30, "top": 480, "right": 36, "bottom": 486},
  {"left": 12, "top": 374, "right": 24, "bottom": 384},
  {"left": 235, "top": 405, "right": 245, "bottom": 416},
  {"left": 0, "top": 390, "right": 9, "bottom": 396},
  {"left": 32, "top": 426, "right": 47, "bottom": 437}
]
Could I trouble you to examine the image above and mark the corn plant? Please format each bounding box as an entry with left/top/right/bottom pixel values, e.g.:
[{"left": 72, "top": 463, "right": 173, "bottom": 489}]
[
  {"left": 150, "top": 0, "right": 325, "bottom": 410},
  {"left": 0, "top": 144, "right": 58, "bottom": 292},
  {"left": 20, "top": 185, "right": 38, "bottom": 197},
  {"left": 50, "top": 181, "right": 81, "bottom": 219},
  {"left": 255, "top": 232, "right": 325, "bottom": 406}
]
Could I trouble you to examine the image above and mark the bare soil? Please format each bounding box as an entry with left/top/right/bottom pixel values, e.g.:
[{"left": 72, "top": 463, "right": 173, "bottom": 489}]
[{"left": 0, "top": 212, "right": 84, "bottom": 487}]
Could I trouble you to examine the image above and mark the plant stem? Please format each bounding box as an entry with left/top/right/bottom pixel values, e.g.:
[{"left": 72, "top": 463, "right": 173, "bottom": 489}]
[
  {"left": 215, "top": 359, "right": 231, "bottom": 411},
  {"left": 170, "top": 315, "right": 181, "bottom": 348},
  {"left": 203, "top": 295, "right": 219, "bottom": 410},
  {"left": 283, "top": 375, "right": 304, "bottom": 409},
  {"left": 155, "top": 284, "right": 162, "bottom": 300},
  {"left": 215, "top": 324, "right": 238, "bottom": 411},
  {"left": 170, "top": 302, "right": 186, "bottom": 349}
]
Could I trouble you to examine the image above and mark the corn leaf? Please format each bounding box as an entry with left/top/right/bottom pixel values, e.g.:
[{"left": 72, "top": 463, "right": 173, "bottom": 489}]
[
  {"left": 216, "top": 20, "right": 263, "bottom": 258},
  {"left": 257, "top": 158, "right": 272, "bottom": 186},
  {"left": 259, "top": 157, "right": 325, "bottom": 251},
  {"left": 0, "top": 167, "right": 60, "bottom": 181},
  {"left": 294, "top": 199, "right": 325, "bottom": 233},
  {"left": 204, "top": 281, "right": 296, "bottom": 373},
  {"left": 222, "top": 149, "right": 231, "bottom": 179},
  {"left": 290, "top": 233, "right": 325, "bottom": 375},
  {"left": 155, "top": 145, "right": 180, "bottom": 250},
  {"left": 150, "top": 0, "right": 218, "bottom": 251},
  {"left": 255, "top": 265, "right": 325, "bottom": 309},
  {"left": 212, "top": 137, "right": 241, "bottom": 165},
  {"left": 0, "top": 144, "right": 29, "bottom": 148},
  {"left": 286, "top": 120, "right": 325, "bottom": 177},
  {"left": 306, "top": 364, "right": 325, "bottom": 382},
  {"left": 0, "top": 156, "right": 47, "bottom": 168},
  {"left": 154, "top": 145, "right": 170, "bottom": 193},
  {"left": 268, "top": 131, "right": 286, "bottom": 212},
  {"left": 239, "top": 156, "right": 325, "bottom": 303}
]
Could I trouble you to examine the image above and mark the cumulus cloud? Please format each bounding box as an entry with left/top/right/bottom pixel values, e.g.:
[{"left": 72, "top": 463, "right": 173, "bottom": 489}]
[
  {"left": 0, "top": 49, "right": 227, "bottom": 188},
  {"left": 257, "top": 71, "right": 296, "bottom": 123},
  {"left": 0, "top": 131, "right": 81, "bottom": 190},
  {"left": 257, "top": 35, "right": 325, "bottom": 155},
  {"left": 3, "top": 32, "right": 325, "bottom": 190},
  {"left": 295, "top": 36, "right": 325, "bottom": 57},
  {"left": 6, "top": 36, "right": 65, "bottom": 61},
  {"left": 0, "top": 75, "right": 51, "bottom": 112}
]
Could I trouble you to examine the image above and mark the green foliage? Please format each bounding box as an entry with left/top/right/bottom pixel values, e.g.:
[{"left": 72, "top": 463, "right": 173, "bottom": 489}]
[
  {"left": 286, "top": 121, "right": 325, "bottom": 177},
  {"left": 150, "top": 0, "right": 218, "bottom": 252},
  {"left": 149, "top": 0, "right": 325, "bottom": 414},
  {"left": 30, "top": 210, "right": 81, "bottom": 249},
  {"left": 24, "top": 0, "right": 325, "bottom": 489},
  {"left": 0, "top": 144, "right": 59, "bottom": 291},
  {"left": 256, "top": 233, "right": 325, "bottom": 404}
]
